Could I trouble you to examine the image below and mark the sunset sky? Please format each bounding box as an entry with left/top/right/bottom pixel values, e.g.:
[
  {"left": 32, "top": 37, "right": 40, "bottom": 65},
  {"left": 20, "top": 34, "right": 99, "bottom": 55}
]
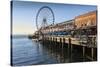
[{"left": 12, "top": 1, "right": 97, "bottom": 35}]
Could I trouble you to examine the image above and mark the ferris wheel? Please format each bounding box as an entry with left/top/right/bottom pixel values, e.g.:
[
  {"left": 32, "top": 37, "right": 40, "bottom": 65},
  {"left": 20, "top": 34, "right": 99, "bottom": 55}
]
[{"left": 36, "top": 6, "right": 55, "bottom": 35}]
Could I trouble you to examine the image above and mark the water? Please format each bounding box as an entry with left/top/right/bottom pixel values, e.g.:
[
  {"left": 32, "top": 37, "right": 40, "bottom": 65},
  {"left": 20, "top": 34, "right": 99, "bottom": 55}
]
[{"left": 11, "top": 36, "right": 91, "bottom": 66}]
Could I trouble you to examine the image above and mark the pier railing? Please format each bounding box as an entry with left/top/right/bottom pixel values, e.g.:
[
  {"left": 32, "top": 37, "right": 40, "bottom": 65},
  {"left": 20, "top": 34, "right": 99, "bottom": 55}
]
[
  {"left": 43, "top": 35, "right": 97, "bottom": 48},
  {"left": 79, "top": 35, "right": 97, "bottom": 48}
]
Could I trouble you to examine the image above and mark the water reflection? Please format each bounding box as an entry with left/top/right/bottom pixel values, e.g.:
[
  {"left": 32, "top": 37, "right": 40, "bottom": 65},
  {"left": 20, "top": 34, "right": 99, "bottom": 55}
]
[
  {"left": 35, "top": 40, "right": 91, "bottom": 64},
  {"left": 12, "top": 38, "right": 92, "bottom": 66}
]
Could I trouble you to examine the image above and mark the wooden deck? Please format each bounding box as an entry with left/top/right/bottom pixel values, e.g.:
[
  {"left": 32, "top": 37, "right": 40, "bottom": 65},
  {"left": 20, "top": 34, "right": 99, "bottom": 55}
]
[{"left": 44, "top": 35, "right": 97, "bottom": 48}]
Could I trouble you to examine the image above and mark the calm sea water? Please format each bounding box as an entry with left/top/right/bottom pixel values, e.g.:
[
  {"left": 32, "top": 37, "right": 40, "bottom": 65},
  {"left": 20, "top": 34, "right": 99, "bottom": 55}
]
[{"left": 12, "top": 36, "right": 90, "bottom": 66}]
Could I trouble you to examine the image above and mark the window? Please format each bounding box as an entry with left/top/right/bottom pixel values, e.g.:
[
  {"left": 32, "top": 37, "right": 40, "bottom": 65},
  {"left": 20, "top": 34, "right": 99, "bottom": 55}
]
[
  {"left": 87, "top": 20, "right": 91, "bottom": 26},
  {"left": 84, "top": 24, "right": 87, "bottom": 26}
]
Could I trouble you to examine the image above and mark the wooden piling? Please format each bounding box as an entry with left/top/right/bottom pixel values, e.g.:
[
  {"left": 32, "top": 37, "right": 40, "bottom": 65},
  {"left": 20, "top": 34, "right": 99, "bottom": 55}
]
[
  {"left": 91, "top": 47, "right": 94, "bottom": 60},
  {"left": 68, "top": 38, "right": 71, "bottom": 48},
  {"left": 62, "top": 38, "right": 64, "bottom": 49},
  {"left": 83, "top": 46, "right": 85, "bottom": 57},
  {"left": 63, "top": 38, "right": 65, "bottom": 48},
  {"left": 68, "top": 38, "right": 72, "bottom": 62}
]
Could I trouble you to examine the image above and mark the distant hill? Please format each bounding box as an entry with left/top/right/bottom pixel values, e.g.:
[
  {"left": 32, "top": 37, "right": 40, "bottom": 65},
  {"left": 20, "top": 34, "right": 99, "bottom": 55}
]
[{"left": 11, "top": 35, "right": 28, "bottom": 38}]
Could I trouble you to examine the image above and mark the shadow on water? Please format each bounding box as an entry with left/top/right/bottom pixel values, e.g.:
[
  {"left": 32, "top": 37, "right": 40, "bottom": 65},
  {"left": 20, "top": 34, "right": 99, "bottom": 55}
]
[{"left": 37, "top": 40, "right": 93, "bottom": 64}]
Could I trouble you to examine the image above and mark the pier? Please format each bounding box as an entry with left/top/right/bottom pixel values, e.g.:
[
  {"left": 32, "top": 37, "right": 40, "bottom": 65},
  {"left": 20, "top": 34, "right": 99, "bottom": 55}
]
[
  {"left": 33, "top": 10, "right": 97, "bottom": 61},
  {"left": 41, "top": 35, "right": 97, "bottom": 60}
]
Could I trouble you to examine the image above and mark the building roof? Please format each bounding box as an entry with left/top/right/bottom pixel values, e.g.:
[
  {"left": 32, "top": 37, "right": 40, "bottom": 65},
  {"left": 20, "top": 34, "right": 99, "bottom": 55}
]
[{"left": 75, "top": 10, "right": 97, "bottom": 19}]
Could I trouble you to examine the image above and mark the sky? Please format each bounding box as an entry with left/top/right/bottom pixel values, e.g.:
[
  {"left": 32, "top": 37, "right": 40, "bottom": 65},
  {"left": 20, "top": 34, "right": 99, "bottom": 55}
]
[{"left": 12, "top": 1, "right": 97, "bottom": 35}]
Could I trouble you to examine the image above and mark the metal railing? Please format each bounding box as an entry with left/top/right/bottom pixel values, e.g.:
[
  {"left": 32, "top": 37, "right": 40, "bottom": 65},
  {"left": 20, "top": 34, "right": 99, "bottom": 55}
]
[{"left": 79, "top": 35, "right": 97, "bottom": 48}]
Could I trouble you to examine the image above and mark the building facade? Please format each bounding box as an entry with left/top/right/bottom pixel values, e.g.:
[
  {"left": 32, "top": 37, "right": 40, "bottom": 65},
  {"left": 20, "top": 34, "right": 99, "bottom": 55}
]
[
  {"left": 38, "top": 10, "right": 97, "bottom": 36},
  {"left": 40, "top": 19, "right": 74, "bottom": 35},
  {"left": 74, "top": 10, "right": 97, "bottom": 29}
]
